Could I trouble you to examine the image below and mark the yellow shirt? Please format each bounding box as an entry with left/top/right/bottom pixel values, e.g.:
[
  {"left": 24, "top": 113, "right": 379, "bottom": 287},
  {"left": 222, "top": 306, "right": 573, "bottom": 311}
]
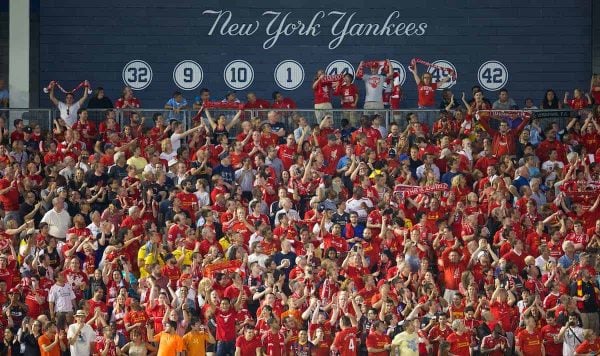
[
  {"left": 153, "top": 331, "right": 184, "bottom": 356},
  {"left": 391, "top": 331, "right": 418, "bottom": 356},
  {"left": 173, "top": 248, "right": 194, "bottom": 266},
  {"left": 137, "top": 245, "right": 164, "bottom": 278},
  {"left": 183, "top": 331, "right": 210, "bottom": 355}
]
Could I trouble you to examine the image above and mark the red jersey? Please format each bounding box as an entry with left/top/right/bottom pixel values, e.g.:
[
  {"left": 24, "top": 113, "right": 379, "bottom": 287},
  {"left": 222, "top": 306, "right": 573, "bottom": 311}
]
[
  {"left": 417, "top": 82, "right": 438, "bottom": 107},
  {"left": 335, "top": 83, "right": 359, "bottom": 108},
  {"left": 235, "top": 335, "right": 262, "bottom": 355},
  {"left": 262, "top": 330, "right": 286, "bottom": 356},
  {"left": 447, "top": 332, "right": 471, "bottom": 356},
  {"left": 490, "top": 301, "right": 515, "bottom": 332},
  {"left": 272, "top": 97, "right": 297, "bottom": 110},
  {"left": 540, "top": 324, "right": 562, "bottom": 356},
  {"left": 575, "top": 339, "right": 600, "bottom": 354},
  {"left": 516, "top": 329, "right": 543, "bottom": 355},
  {"left": 24, "top": 288, "right": 48, "bottom": 319},
  {"left": 244, "top": 99, "right": 271, "bottom": 110},
  {"left": 115, "top": 97, "right": 141, "bottom": 109},
  {"left": 481, "top": 334, "right": 508, "bottom": 356},
  {"left": 365, "top": 332, "right": 390, "bottom": 356},
  {"left": 215, "top": 308, "right": 239, "bottom": 341},
  {"left": 176, "top": 191, "right": 198, "bottom": 221},
  {"left": 95, "top": 337, "right": 118, "bottom": 356},
  {"left": 313, "top": 81, "right": 333, "bottom": 104},
  {"left": 333, "top": 327, "right": 358, "bottom": 356}
]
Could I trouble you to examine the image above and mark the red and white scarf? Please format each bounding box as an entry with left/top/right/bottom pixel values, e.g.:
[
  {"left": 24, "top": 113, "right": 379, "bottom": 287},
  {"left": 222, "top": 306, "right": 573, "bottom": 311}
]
[
  {"left": 43, "top": 80, "right": 91, "bottom": 94},
  {"left": 410, "top": 58, "right": 457, "bottom": 80}
]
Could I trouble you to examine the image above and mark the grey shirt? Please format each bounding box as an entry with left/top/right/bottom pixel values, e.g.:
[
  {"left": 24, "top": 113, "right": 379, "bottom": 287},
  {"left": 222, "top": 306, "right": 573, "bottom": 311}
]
[{"left": 362, "top": 74, "right": 386, "bottom": 103}]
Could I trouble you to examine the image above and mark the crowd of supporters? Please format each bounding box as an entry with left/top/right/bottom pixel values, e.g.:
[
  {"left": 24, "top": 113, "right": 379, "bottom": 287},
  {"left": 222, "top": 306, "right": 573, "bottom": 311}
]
[{"left": 0, "top": 70, "right": 598, "bottom": 356}]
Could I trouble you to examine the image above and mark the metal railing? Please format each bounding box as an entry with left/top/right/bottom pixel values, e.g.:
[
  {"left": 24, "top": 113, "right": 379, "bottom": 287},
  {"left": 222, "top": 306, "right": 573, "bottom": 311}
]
[{"left": 0, "top": 107, "right": 577, "bottom": 137}]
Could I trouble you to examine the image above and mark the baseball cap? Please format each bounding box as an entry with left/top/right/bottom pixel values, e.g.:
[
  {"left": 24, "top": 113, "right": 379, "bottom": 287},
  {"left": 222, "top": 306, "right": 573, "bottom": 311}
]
[{"left": 399, "top": 153, "right": 409, "bottom": 161}]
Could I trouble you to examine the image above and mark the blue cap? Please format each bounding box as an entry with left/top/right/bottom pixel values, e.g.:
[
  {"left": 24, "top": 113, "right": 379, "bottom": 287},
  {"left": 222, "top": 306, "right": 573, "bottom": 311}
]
[{"left": 399, "top": 153, "right": 409, "bottom": 161}]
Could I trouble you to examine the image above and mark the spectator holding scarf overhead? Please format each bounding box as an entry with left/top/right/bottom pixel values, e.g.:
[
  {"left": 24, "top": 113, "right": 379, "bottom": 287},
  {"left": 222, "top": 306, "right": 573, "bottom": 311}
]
[
  {"left": 408, "top": 61, "right": 452, "bottom": 108},
  {"left": 478, "top": 111, "right": 531, "bottom": 157}
]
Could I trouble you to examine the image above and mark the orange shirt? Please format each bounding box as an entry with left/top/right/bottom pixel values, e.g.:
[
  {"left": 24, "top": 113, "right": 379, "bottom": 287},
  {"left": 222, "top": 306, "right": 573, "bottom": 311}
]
[
  {"left": 39, "top": 333, "right": 61, "bottom": 356},
  {"left": 516, "top": 329, "right": 543, "bottom": 355},
  {"left": 153, "top": 331, "right": 184, "bottom": 356}
]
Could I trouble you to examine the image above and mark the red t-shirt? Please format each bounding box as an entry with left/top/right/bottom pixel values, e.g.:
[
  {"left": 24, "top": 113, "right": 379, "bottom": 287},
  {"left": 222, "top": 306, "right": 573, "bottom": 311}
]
[
  {"left": 333, "top": 327, "right": 358, "bottom": 356},
  {"left": 235, "top": 335, "right": 262, "bottom": 355},
  {"left": 215, "top": 308, "right": 239, "bottom": 341},
  {"left": 417, "top": 82, "right": 438, "bottom": 107},
  {"left": 0, "top": 178, "right": 19, "bottom": 211},
  {"left": 516, "top": 329, "right": 543, "bottom": 355},
  {"left": 365, "top": 332, "right": 390, "bottom": 356}
]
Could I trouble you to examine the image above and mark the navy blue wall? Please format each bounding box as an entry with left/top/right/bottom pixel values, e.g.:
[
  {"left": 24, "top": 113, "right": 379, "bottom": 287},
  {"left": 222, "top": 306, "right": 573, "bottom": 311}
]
[{"left": 39, "top": 0, "right": 592, "bottom": 108}]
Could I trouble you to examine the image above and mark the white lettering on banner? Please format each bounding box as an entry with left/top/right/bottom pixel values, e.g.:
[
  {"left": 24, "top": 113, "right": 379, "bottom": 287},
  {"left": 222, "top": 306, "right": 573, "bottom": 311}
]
[
  {"left": 203, "top": 10, "right": 260, "bottom": 36},
  {"left": 263, "top": 11, "right": 324, "bottom": 50},
  {"left": 202, "top": 10, "right": 428, "bottom": 50}
]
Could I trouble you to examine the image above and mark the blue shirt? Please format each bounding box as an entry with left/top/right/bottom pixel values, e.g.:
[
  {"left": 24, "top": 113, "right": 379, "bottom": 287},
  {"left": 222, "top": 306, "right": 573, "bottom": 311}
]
[
  {"left": 165, "top": 97, "right": 188, "bottom": 122},
  {"left": 558, "top": 253, "right": 579, "bottom": 270}
]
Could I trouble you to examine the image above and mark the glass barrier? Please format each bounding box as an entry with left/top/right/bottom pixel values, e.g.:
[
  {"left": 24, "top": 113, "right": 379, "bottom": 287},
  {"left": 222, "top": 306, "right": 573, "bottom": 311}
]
[{"left": 0, "top": 107, "right": 580, "bottom": 138}]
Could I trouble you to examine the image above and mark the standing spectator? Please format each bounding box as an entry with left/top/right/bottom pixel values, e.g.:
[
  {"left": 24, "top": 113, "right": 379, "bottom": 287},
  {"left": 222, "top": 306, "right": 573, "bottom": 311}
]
[
  {"left": 570, "top": 269, "right": 599, "bottom": 331},
  {"left": 38, "top": 321, "right": 64, "bottom": 356},
  {"left": 540, "top": 89, "right": 562, "bottom": 109},
  {"left": 244, "top": 92, "right": 271, "bottom": 110},
  {"left": 515, "top": 315, "right": 545, "bottom": 356},
  {"left": 48, "top": 273, "right": 77, "bottom": 327},
  {"left": 0, "top": 165, "right": 20, "bottom": 224},
  {"left": 331, "top": 315, "right": 358, "bottom": 356},
  {"left": 312, "top": 69, "right": 333, "bottom": 122},
  {"left": 115, "top": 86, "right": 141, "bottom": 110},
  {"left": 271, "top": 91, "right": 297, "bottom": 110},
  {"left": 215, "top": 296, "right": 243, "bottom": 356},
  {"left": 235, "top": 325, "right": 262, "bottom": 356},
  {"left": 183, "top": 318, "right": 216, "bottom": 355},
  {"left": 356, "top": 60, "right": 392, "bottom": 114},
  {"left": 48, "top": 81, "right": 89, "bottom": 128},
  {"left": 86, "top": 87, "right": 114, "bottom": 109},
  {"left": 391, "top": 317, "right": 418, "bottom": 355},
  {"left": 193, "top": 88, "right": 211, "bottom": 110},
  {"left": 164, "top": 91, "right": 189, "bottom": 124},
  {"left": 335, "top": 73, "right": 360, "bottom": 125},
  {"left": 408, "top": 63, "right": 451, "bottom": 108},
  {"left": 574, "top": 329, "right": 600, "bottom": 355},
  {"left": 147, "top": 320, "right": 184, "bottom": 356},
  {"left": 478, "top": 114, "right": 531, "bottom": 157},
  {"left": 492, "top": 89, "right": 518, "bottom": 110},
  {"left": 40, "top": 197, "right": 71, "bottom": 240},
  {"left": 0, "top": 79, "right": 8, "bottom": 108},
  {"left": 66, "top": 309, "right": 96, "bottom": 355}
]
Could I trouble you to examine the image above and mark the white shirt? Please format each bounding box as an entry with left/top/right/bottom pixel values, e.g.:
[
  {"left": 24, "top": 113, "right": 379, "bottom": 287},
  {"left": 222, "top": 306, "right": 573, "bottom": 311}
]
[
  {"left": 274, "top": 208, "right": 301, "bottom": 226},
  {"left": 48, "top": 283, "right": 76, "bottom": 313},
  {"left": 170, "top": 132, "right": 184, "bottom": 152},
  {"left": 563, "top": 326, "right": 584, "bottom": 356},
  {"left": 345, "top": 197, "right": 373, "bottom": 221},
  {"left": 41, "top": 208, "right": 72, "bottom": 239},
  {"left": 67, "top": 322, "right": 96, "bottom": 356},
  {"left": 415, "top": 163, "right": 441, "bottom": 181},
  {"left": 57, "top": 101, "right": 81, "bottom": 127}
]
